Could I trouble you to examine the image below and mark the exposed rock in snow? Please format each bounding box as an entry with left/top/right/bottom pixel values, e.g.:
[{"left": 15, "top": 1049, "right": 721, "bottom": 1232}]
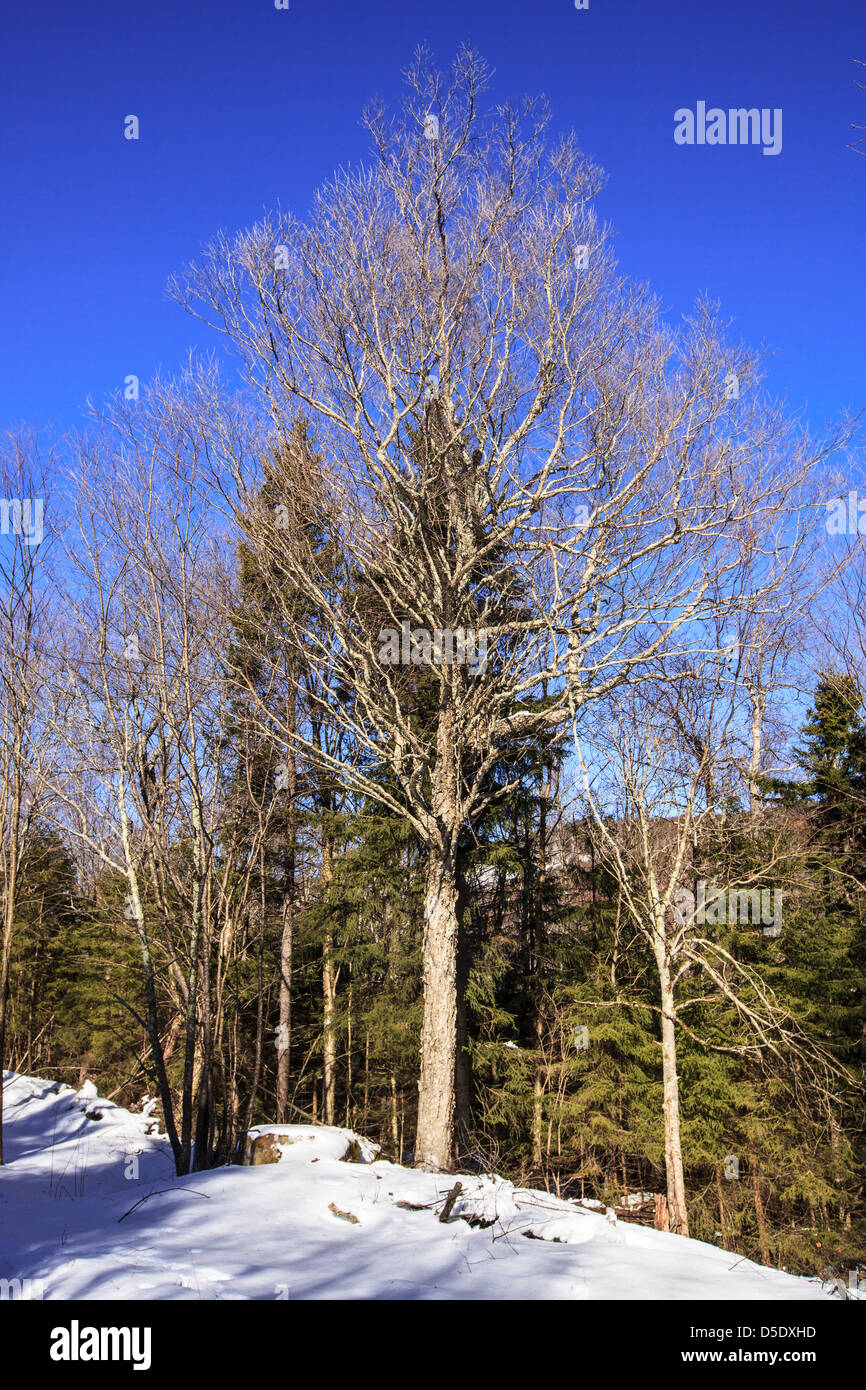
[{"left": 245, "top": 1125, "right": 380, "bottom": 1166}]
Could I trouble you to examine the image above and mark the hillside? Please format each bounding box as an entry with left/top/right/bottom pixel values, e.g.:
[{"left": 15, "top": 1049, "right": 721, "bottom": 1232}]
[{"left": 0, "top": 1071, "right": 842, "bottom": 1302}]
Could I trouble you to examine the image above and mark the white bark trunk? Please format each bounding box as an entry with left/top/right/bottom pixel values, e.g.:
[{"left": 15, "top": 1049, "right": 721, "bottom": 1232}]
[
  {"left": 748, "top": 684, "right": 765, "bottom": 815},
  {"left": 322, "top": 929, "right": 337, "bottom": 1127},
  {"left": 276, "top": 892, "right": 293, "bottom": 1124},
  {"left": 656, "top": 950, "right": 689, "bottom": 1236}
]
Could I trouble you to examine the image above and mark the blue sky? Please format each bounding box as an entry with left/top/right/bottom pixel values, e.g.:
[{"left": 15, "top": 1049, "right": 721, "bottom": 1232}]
[{"left": 0, "top": 0, "right": 862, "bottom": 441}]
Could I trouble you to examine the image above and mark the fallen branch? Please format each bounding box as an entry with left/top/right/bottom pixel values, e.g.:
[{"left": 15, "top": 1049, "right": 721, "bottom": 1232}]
[{"left": 118, "top": 1186, "right": 211, "bottom": 1223}]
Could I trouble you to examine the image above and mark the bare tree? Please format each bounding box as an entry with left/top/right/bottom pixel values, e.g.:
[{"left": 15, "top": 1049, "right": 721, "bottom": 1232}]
[
  {"left": 54, "top": 386, "right": 276, "bottom": 1172},
  {"left": 170, "top": 48, "right": 838, "bottom": 1171},
  {"left": 571, "top": 613, "right": 850, "bottom": 1235},
  {"left": 848, "top": 58, "right": 865, "bottom": 156},
  {"left": 0, "top": 431, "right": 55, "bottom": 1163}
]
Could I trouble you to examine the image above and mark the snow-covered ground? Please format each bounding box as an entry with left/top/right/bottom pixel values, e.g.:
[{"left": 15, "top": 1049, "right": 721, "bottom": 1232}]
[{"left": 0, "top": 1071, "right": 841, "bottom": 1300}]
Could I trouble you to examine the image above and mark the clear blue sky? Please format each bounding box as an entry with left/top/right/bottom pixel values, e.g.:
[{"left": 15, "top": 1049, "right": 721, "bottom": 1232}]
[{"left": 1, "top": 0, "right": 863, "bottom": 440}]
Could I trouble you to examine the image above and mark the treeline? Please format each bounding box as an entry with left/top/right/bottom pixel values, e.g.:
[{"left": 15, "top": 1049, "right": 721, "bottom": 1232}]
[
  {"left": 3, "top": 664, "right": 864, "bottom": 1276},
  {"left": 0, "top": 48, "right": 862, "bottom": 1281}
]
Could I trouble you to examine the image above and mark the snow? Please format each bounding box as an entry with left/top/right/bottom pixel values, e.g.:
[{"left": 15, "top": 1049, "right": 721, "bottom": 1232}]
[{"left": 0, "top": 1070, "right": 842, "bottom": 1301}]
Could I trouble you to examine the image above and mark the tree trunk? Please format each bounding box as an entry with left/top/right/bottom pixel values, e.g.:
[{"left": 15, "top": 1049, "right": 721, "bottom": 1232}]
[
  {"left": 363, "top": 1030, "right": 369, "bottom": 1131},
  {"left": 276, "top": 725, "right": 296, "bottom": 1125},
  {"left": 716, "top": 1165, "right": 728, "bottom": 1249},
  {"left": 748, "top": 680, "right": 766, "bottom": 816},
  {"left": 127, "top": 871, "right": 183, "bottom": 1173},
  {"left": 243, "top": 893, "right": 266, "bottom": 1150},
  {"left": 192, "top": 949, "right": 214, "bottom": 1170},
  {"left": 415, "top": 840, "right": 459, "bottom": 1171},
  {"left": 322, "top": 930, "right": 337, "bottom": 1127},
  {"left": 530, "top": 759, "right": 552, "bottom": 1172},
  {"left": 276, "top": 890, "right": 294, "bottom": 1124},
  {"left": 0, "top": 774, "right": 21, "bottom": 1165},
  {"left": 345, "top": 979, "right": 352, "bottom": 1129},
  {"left": 390, "top": 1073, "right": 399, "bottom": 1156},
  {"left": 749, "top": 1138, "right": 771, "bottom": 1264},
  {"left": 454, "top": 852, "right": 472, "bottom": 1160},
  {"left": 656, "top": 948, "right": 689, "bottom": 1236},
  {"left": 182, "top": 873, "right": 202, "bottom": 1174},
  {"left": 320, "top": 823, "right": 337, "bottom": 1128},
  {"left": 531, "top": 1046, "right": 545, "bottom": 1171}
]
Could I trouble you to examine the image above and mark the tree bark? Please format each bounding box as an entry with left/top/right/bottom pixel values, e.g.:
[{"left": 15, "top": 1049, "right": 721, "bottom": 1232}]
[
  {"left": 390, "top": 1073, "right": 399, "bottom": 1156},
  {"left": 322, "top": 928, "right": 337, "bottom": 1127},
  {"left": 276, "top": 713, "right": 296, "bottom": 1125},
  {"left": 454, "top": 851, "right": 472, "bottom": 1160},
  {"left": 747, "top": 678, "right": 766, "bottom": 816},
  {"left": 531, "top": 1047, "right": 545, "bottom": 1172},
  {"left": 243, "top": 879, "right": 266, "bottom": 1147},
  {"left": 656, "top": 947, "right": 689, "bottom": 1236},
  {"left": 530, "top": 757, "right": 552, "bottom": 1172},
  {"left": 0, "top": 790, "right": 19, "bottom": 1165},
  {"left": 749, "top": 1138, "right": 771, "bottom": 1264},
  {"left": 320, "top": 827, "right": 337, "bottom": 1128},
  {"left": 126, "top": 869, "right": 183, "bottom": 1173},
  {"left": 716, "top": 1165, "right": 729, "bottom": 1249},
  {"left": 415, "top": 839, "right": 459, "bottom": 1171},
  {"left": 276, "top": 885, "right": 294, "bottom": 1125}
]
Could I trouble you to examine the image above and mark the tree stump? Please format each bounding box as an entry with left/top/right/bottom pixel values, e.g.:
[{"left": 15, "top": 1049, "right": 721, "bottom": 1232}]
[{"left": 654, "top": 1193, "right": 669, "bottom": 1231}]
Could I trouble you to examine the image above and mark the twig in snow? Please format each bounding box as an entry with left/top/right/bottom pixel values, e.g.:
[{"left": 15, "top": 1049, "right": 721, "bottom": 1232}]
[{"left": 118, "top": 1186, "right": 211, "bottom": 1223}]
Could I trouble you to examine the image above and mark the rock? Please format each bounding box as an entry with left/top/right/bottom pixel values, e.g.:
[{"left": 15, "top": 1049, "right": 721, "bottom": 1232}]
[
  {"left": 247, "top": 1133, "right": 285, "bottom": 1165},
  {"left": 243, "top": 1125, "right": 381, "bottom": 1165},
  {"left": 341, "top": 1138, "right": 368, "bottom": 1164}
]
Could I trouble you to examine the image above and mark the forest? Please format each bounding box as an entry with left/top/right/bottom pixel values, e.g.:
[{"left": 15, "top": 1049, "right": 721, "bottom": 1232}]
[{"left": 0, "top": 49, "right": 862, "bottom": 1285}]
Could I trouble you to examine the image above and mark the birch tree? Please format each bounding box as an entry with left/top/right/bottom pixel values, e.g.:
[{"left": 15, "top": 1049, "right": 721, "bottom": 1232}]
[{"left": 571, "top": 617, "right": 851, "bottom": 1234}]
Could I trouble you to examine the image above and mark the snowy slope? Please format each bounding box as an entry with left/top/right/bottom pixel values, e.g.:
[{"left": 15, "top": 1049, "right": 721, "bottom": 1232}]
[{"left": 0, "top": 1071, "right": 840, "bottom": 1301}]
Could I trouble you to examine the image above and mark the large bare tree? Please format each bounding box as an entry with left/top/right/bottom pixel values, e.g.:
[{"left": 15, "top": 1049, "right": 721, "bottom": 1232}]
[{"left": 170, "top": 48, "right": 835, "bottom": 1170}]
